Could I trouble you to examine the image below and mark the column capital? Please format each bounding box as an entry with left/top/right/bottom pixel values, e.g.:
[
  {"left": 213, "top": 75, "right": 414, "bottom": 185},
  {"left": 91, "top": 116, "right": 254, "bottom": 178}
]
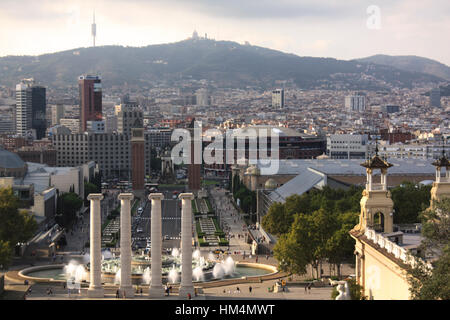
[
  {"left": 118, "top": 193, "right": 134, "bottom": 201},
  {"left": 87, "top": 193, "right": 104, "bottom": 201},
  {"left": 148, "top": 193, "right": 164, "bottom": 201},
  {"left": 179, "top": 193, "right": 194, "bottom": 200}
]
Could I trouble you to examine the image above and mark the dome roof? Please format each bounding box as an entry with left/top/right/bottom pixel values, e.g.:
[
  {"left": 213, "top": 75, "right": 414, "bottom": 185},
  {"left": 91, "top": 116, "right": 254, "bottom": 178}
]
[
  {"left": 0, "top": 148, "right": 26, "bottom": 169},
  {"left": 265, "top": 178, "right": 277, "bottom": 190}
]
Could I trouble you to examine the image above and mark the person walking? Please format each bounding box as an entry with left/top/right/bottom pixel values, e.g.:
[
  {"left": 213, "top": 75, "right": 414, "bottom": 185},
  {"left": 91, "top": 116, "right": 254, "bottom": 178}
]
[
  {"left": 249, "top": 286, "right": 252, "bottom": 293},
  {"left": 116, "top": 289, "right": 120, "bottom": 298}
]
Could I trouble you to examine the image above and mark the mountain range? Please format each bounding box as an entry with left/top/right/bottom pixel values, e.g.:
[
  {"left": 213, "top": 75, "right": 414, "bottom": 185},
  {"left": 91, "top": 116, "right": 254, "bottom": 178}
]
[
  {"left": 357, "top": 54, "right": 450, "bottom": 81},
  {"left": 0, "top": 39, "right": 448, "bottom": 90}
]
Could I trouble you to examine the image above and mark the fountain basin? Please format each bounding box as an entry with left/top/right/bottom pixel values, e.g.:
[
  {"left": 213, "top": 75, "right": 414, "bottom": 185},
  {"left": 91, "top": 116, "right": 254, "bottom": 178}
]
[{"left": 18, "top": 262, "right": 278, "bottom": 285}]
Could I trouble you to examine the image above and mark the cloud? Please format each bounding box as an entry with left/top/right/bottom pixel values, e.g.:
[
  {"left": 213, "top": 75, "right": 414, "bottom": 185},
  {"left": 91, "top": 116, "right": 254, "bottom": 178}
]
[{"left": 0, "top": 0, "right": 448, "bottom": 65}]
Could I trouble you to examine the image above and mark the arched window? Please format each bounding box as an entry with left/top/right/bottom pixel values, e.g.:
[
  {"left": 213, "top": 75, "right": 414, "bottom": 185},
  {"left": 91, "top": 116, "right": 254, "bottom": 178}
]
[{"left": 373, "top": 212, "right": 385, "bottom": 232}]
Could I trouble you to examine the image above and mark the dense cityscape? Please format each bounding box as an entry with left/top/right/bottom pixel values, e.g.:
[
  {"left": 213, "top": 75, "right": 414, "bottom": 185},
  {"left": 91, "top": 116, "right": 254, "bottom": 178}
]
[{"left": 0, "top": 1, "right": 449, "bottom": 309}]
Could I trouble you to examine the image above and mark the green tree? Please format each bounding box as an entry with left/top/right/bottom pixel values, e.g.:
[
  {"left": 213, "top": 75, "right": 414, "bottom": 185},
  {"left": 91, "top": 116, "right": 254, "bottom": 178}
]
[
  {"left": 407, "top": 199, "right": 450, "bottom": 299},
  {"left": 274, "top": 208, "right": 338, "bottom": 278},
  {"left": 84, "top": 182, "right": 100, "bottom": 205},
  {"left": 326, "top": 211, "right": 359, "bottom": 276},
  {"left": 262, "top": 202, "right": 291, "bottom": 235},
  {"left": 0, "top": 187, "right": 37, "bottom": 268},
  {"left": 391, "top": 182, "right": 431, "bottom": 223},
  {"left": 0, "top": 240, "right": 13, "bottom": 269},
  {"left": 57, "top": 192, "right": 83, "bottom": 228}
]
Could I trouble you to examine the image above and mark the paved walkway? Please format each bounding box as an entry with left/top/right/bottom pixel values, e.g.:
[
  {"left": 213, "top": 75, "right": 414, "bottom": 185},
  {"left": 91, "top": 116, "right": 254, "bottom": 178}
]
[{"left": 209, "top": 188, "right": 251, "bottom": 253}]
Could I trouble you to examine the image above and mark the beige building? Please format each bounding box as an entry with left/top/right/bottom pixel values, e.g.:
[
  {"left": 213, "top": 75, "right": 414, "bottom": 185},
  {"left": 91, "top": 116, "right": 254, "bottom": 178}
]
[{"left": 350, "top": 151, "right": 449, "bottom": 300}]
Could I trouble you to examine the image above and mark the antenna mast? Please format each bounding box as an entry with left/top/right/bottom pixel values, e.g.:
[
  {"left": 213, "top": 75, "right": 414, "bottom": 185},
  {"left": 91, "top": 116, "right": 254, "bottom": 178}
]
[{"left": 91, "top": 11, "right": 97, "bottom": 47}]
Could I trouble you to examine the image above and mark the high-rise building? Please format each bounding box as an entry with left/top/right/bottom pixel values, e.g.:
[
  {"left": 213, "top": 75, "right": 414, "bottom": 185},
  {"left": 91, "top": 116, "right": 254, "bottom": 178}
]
[
  {"left": 16, "top": 81, "right": 32, "bottom": 137},
  {"left": 272, "top": 89, "right": 285, "bottom": 109},
  {"left": 79, "top": 75, "right": 102, "bottom": 132},
  {"left": 15, "top": 79, "right": 46, "bottom": 139},
  {"left": 116, "top": 102, "right": 143, "bottom": 135},
  {"left": 51, "top": 104, "right": 65, "bottom": 126},
  {"left": 196, "top": 88, "right": 210, "bottom": 107},
  {"left": 345, "top": 95, "right": 366, "bottom": 112},
  {"left": 430, "top": 88, "right": 441, "bottom": 108},
  {"left": 31, "top": 86, "right": 47, "bottom": 139}
]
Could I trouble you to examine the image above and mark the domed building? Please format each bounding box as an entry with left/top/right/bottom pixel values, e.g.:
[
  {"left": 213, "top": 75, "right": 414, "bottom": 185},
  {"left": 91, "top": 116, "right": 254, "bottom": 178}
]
[
  {"left": 0, "top": 147, "right": 27, "bottom": 178},
  {"left": 264, "top": 178, "right": 278, "bottom": 190}
]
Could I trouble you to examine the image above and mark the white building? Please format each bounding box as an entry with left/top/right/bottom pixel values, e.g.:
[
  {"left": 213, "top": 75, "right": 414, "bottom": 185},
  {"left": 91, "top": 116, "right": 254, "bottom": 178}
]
[
  {"left": 327, "top": 134, "right": 369, "bottom": 159},
  {"left": 272, "top": 89, "right": 285, "bottom": 109},
  {"left": 345, "top": 95, "right": 366, "bottom": 112},
  {"left": 196, "top": 88, "right": 210, "bottom": 107},
  {"left": 378, "top": 142, "right": 450, "bottom": 160},
  {"left": 16, "top": 81, "right": 33, "bottom": 136}
]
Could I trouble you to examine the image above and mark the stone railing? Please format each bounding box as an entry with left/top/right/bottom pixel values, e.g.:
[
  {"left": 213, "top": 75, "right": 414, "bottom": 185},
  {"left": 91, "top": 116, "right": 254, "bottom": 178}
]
[{"left": 364, "top": 228, "right": 417, "bottom": 266}]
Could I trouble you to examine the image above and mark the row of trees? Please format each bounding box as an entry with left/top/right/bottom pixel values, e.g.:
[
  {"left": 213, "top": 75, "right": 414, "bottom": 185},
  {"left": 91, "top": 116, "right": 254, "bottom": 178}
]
[
  {"left": 0, "top": 188, "right": 37, "bottom": 268},
  {"left": 55, "top": 191, "right": 83, "bottom": 229},
  {"left": 232, "top": 175, "right": 256, "bottom": 217},
  {"left": 263, "top": 186, "right": 362, "bottom": 278},
  {"left": 391, "top": 182, "right": 431, "bottom": 223}
]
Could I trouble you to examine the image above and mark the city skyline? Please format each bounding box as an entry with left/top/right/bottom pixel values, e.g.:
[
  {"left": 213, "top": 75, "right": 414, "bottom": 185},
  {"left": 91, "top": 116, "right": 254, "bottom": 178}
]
[{"left": 0, "top": 0, "right": 449, "bottom": 66}]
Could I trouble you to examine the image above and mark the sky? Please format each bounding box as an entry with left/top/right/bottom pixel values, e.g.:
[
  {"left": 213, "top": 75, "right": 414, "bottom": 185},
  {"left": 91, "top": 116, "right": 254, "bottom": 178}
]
[{"left": 0, "top": 0, "right": 449, "bottom": 65}]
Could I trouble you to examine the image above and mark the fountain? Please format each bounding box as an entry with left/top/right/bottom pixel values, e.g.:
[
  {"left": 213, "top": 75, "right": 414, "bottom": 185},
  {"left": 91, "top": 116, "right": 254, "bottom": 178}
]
[
  {"left": 168, "top": 265, "right": 179, "bottom": 283},
  {"left": 64, "top": 260, "right": 87, "bottom": 283},
  {"left": 212, "top": 256, "right": 236, "bottom": 279},
  {"left": 212, "top": 263, "right": 225, "bottom": 278},
  {"left": 114, "top": 268, "right": 121, "bottom": 285},
  {"left": 143, "top": 267, "right": 151, "bottom": 284},
  {"left": 193, "top": 266, "right": 204, "bottom": 282},
  {"left": 171, "top": 248, "right": 180, "bottom": 258},
  {"left": 193, "top": 249, "right": 201, "bottom": 260}
]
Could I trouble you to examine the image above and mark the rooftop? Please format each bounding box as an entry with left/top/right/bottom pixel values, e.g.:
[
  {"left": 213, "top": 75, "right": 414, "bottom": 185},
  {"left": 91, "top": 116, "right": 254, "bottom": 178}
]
[{"left": 255, "top": 158, "right": 436, "bottom": 176}]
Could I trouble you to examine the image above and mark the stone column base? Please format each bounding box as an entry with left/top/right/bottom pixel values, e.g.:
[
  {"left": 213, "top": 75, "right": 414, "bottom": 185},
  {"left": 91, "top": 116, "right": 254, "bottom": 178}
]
[
  {"left": 148, "top": 285, "right": 165, "bottom": 298},
  {"left": 87, "top": 287, "right": 104, "bottom": 298},
  {"left": 178, "top": 286, "right": 194, "bottom": 299},
  {"left": 119, "top": 285, "right": 135, "bottom": 298}
]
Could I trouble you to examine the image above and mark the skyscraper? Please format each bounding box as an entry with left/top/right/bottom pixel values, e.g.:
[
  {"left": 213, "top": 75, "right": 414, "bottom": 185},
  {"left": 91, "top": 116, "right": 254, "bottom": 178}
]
[
  {"left": 430, "top": 88, "right": 441, "bottom": 108},
  {"left": 195, "top": 88, "right": 210, "bottom": 107},
  {"left": 92, "top": 12, "right": 97, "bottom": 47},
  {"left": 15, "top": 79, "right": 46, "bottom": 139},
  {"left": 79, "top": 75, "right": 102, "bottom": 132},
  {"left": 345, "top": 95, "right": 366, "bottom": 112},
  {"left": 31, "top": 86, "right": 47, "bottom": 139},
  {"left": 272, "top": 89, "right": 285, "bottom": 109},
  {"left": 16, "top": 81, "right": 32, "bottom": 137}
]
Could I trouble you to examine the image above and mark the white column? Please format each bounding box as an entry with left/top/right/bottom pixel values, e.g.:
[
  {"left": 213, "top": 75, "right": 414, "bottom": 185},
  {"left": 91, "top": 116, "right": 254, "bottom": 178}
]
[
  {"left": 436, "top": 168, "right": 441, "bottom": 183},
  {"left": 119, "top": 193, "right": 134, "bottom": 298},
  {"left": 87, "top": 193, "right": 104, "bottom": 298},
  {"left": 149, "top": 193, "right": 164, "bottom": 298},
  {"left": 178, "top": 193, "right": 194, "bottom": 298}
]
